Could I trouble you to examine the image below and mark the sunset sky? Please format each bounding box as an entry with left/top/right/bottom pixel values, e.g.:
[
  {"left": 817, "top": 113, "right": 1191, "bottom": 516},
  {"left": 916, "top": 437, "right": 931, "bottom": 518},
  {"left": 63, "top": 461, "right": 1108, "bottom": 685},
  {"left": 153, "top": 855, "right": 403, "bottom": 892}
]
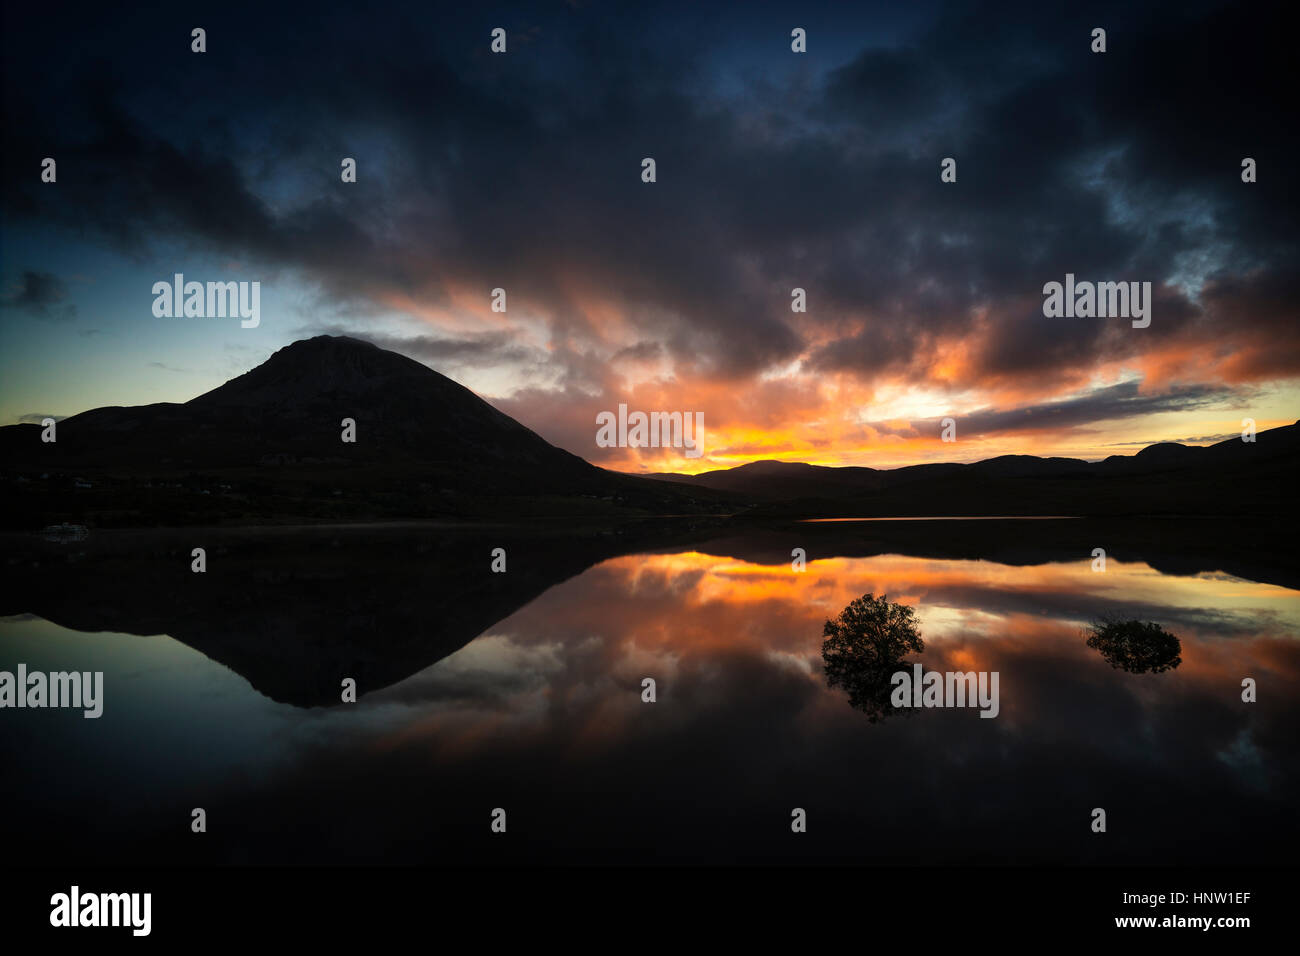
[{"left": 2, "top": 0, "right": 1296, "bottom": 473}]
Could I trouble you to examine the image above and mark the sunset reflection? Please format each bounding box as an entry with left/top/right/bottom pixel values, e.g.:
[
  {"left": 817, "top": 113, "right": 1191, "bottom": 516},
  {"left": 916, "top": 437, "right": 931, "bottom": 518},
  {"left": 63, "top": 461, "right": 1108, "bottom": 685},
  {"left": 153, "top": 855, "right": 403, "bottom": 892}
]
[{"left": 4, "top": 540, "right": 1297, "bottom": 865}]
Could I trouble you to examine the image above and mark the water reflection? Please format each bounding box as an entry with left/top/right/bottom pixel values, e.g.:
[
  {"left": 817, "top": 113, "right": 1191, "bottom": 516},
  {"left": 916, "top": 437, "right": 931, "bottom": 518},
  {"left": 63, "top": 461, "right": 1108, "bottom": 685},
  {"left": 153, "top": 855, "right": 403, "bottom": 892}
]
[
  {"left": 1085, "top": 618, "right": 1183, "bottom": 673},
  {"left": 0, "top": 519, "right": 1296, "bottom": 865},
  {"left": 821, "top": 593, "right": 924, "bottom": 722}
]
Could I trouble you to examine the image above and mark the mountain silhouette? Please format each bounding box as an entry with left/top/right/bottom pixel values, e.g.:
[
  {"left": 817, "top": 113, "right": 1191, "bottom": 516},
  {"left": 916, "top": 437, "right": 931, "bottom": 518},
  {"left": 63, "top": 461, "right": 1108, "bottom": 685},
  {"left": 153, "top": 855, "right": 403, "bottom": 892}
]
[
  {"left": 7, "top": 336, "right": 603, "bottom": 476},
  {"left": 647, "top": 422, "right": 1300, "bottom": 518},
  {"left": 2, "top": 335, "right": 1295, "bottom": 525},
  {"left": 0, "top": 335, "right": 728, "bottom": 526}
]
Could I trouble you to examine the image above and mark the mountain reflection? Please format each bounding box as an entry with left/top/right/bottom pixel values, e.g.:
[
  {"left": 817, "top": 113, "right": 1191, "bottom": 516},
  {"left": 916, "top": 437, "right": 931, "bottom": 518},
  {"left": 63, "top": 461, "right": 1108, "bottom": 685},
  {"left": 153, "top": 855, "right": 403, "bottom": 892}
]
[{"left": 2, "top": 519, "right": 1297, "bottom": 866}]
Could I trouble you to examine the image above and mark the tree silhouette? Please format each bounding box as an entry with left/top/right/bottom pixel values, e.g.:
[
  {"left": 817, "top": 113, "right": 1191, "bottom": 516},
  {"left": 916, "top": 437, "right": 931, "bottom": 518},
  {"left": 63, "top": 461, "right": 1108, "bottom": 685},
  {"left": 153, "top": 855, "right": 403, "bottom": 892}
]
[
  {"left": 1084, "top": 617, "right": 1182, "bottom": 673},
  {"left": 821, "top": 593, "right": 925, "bottom": 722}
]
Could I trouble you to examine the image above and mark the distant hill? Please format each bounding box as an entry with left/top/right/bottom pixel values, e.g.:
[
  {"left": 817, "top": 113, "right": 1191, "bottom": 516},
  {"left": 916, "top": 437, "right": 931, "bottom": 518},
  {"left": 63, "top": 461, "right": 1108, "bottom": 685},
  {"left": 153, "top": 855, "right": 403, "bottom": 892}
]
[
  {"left": 645, "top": 453, "right": 1098, "bottom": 498},
  {"left": 645, "top": 460, "right": 887, "bottom": 498},
  {"left": 644, "top": 423, "right": 1300, "bottom": 518}
]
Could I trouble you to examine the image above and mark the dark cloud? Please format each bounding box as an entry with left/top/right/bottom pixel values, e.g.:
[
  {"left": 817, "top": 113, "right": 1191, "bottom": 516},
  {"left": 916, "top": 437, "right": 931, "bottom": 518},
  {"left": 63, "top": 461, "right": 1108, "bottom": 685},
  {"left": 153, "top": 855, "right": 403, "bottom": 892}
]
[
  {"left": 1109, "top": 433, "right": 1237, "bottom": 447},
  {"left": 610, "top": 341, "right": 663, "bottom": 363},
  {"left": 2, "top": 0, "right": 1295, "bottom": 425},
  {"left": 883, "top": 380, "right": 1248, "bottom": 439},
  {"left": 2, "top": 270, "right": 76, "bottom": 320}
]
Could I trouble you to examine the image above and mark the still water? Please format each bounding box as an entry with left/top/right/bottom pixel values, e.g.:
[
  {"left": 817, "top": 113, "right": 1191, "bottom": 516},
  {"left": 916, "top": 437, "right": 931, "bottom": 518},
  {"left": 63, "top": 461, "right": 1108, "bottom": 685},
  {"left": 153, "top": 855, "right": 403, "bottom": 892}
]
[{"left": 1, "top": 520, "right": 1296, "bottom": 865}]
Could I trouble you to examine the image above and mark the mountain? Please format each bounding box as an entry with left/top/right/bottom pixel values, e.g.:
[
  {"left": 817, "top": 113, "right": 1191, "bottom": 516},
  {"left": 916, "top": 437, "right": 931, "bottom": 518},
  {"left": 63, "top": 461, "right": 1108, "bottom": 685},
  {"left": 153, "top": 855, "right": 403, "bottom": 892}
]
[
  {"left": 647, "top": 454, "right": 1098, "bottom": 500},
  {"left": 2, "top": 335, "right": 1295, "bottom": 525},
  {"left": 8, "top": 336, "right": 596, "bottom": 476},
  {"left": 645, "top": 460, "right": 886, "bottom": 498},
  {"left": 645, "top": 422, "right": 1300, "bottom": 517},
  {"left": 0, "top": 336, "right": 732, "bottom": 527}
]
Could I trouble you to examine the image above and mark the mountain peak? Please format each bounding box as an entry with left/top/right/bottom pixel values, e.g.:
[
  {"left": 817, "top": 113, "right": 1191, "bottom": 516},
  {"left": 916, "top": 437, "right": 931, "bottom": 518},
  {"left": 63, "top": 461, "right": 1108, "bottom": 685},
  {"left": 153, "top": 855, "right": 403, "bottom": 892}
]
[
  {"left": 278, "top": 334, "right": 383, "bottom": 353},
  {"left": 191, "top": 334, "right": 439, "bottom": 410},
  {"left": 4, "top": 334, "right": 605, "bottom": 485}
]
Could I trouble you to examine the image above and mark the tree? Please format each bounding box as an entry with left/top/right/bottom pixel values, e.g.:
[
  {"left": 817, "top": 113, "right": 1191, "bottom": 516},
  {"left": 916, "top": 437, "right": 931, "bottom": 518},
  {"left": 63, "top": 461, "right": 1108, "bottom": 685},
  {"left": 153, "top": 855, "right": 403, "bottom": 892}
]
[
  {"left": 822, "top": 593, "right": 924, "bottom": 722},
  {"left": 1084, "top": 617, "right": 1181, "bottom": 673}
]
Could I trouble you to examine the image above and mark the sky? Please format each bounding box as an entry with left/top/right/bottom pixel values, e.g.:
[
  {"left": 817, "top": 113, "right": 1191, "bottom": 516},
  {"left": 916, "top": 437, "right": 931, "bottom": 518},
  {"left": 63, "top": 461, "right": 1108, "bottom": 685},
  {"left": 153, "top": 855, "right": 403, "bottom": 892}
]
[{"left": 2, "top": 0, "right": 1296, "bottom": 473}]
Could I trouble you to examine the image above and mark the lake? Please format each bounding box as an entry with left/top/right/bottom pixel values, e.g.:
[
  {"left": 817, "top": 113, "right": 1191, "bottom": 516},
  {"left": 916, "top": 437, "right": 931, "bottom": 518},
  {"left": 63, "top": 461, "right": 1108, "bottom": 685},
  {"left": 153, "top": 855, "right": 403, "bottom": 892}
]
[{"left": 1, "top": 518, "right": 1295, "bottom": 865}]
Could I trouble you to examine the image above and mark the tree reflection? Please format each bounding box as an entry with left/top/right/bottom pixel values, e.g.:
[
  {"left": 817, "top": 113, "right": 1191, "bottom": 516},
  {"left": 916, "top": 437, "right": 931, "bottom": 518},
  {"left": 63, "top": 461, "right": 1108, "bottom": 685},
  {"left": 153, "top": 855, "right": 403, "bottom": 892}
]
[
  {"left": 821, "top": 593, "right": 924, "bottom": 722},
  {"left": 1085, "top": 618, "right": 1182, "bottom": 673}
]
